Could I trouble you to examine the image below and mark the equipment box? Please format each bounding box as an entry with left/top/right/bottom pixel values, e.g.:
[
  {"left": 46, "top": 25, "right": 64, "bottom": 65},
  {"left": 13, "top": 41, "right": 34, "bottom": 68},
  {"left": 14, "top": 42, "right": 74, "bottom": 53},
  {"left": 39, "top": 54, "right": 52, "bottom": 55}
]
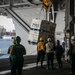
[{"left": 28, "top": 19, "right": 56, "bottom": 44}]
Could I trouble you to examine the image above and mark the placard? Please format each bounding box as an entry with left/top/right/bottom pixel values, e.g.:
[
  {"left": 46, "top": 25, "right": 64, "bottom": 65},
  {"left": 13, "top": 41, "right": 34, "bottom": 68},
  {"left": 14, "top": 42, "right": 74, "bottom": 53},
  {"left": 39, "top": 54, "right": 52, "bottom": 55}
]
[
  {"left": 28, "top": 30, "right": 39, "bottom": 43},
  {"left": 31, "top": 19, "right": 42, "bottom": 29}
]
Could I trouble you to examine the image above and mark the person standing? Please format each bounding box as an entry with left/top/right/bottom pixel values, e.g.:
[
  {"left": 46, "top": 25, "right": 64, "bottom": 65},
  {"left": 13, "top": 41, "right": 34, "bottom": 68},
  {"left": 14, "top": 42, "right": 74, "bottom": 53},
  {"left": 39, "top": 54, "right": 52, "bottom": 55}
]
[
  {"left": 55, "top": 40, "right": 64, "bottom": 69},
  {"left": 71, "top": 37, "right": 75, "bottom": 75},
  {"left": 11, "top": 36, "right": 26, "bottom": 75},
  {"left": 36, "top": 37, "right": 45, "bottom": 68},
  {"left": 45, "top": 38, "right": 55, "bottom": 70},
  {"left": 62, "top": 41, "right": 65, "bottom": 52},
  {"left": 8, "top": 38, "right": 16, "bottom": 65}
]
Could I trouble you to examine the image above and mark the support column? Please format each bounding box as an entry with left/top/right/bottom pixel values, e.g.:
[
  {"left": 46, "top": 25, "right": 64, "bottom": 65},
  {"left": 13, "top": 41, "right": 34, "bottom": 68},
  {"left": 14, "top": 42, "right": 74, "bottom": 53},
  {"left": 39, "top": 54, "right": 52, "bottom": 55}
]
[
  {"left": 65, "top": 0, "right": 74, "bottom": 61},
  {"left": 65, "top": 0, "right": 70, "bottom": 61},
  {"left": 70, "top": 0, "right": 74, "bottom": 36},
  {"left": 74, "top": 0, "right": 75, "bottom": 35}
]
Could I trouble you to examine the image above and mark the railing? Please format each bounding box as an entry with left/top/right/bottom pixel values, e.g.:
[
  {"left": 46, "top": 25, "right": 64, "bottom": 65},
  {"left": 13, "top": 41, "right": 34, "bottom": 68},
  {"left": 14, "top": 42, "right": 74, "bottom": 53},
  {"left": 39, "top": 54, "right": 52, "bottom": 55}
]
[
  {"left": 5, "top": 8, "right": 30, "bottom": 33},
  {"left": 10, "top": 8, "right": 31, "bottom": 29}
]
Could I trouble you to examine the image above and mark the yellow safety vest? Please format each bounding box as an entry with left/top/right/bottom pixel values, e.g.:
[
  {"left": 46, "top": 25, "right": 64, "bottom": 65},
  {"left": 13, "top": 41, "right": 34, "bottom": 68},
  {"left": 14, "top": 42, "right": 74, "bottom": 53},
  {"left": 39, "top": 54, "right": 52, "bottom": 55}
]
[{"left": 37, "top": 42, "right": 45, "bottom": 51}]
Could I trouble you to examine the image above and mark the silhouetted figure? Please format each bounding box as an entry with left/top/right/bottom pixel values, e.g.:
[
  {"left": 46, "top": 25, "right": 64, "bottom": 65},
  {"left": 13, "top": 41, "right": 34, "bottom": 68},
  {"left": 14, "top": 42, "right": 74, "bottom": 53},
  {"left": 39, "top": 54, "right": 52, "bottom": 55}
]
[
  {"left": 62, "top": 41, "right": 65, "bottom": 52},
  {"left": 36, "top": 37, "right": 45, "bottom": 68},
  {"left": 71, "top": 37, "right": 75, "bottom": 75},
  {"left": 55, "top": 40, "right": 64, "bottom": 69},
  {"left": 45, "top": 38, "right": 55, "bottom": 70},
  {"left": 11, "top": 36, "right": 26, "bottom": 75},
  {"left": 8, "top": 38, "right": 16, "bottom": 65}
]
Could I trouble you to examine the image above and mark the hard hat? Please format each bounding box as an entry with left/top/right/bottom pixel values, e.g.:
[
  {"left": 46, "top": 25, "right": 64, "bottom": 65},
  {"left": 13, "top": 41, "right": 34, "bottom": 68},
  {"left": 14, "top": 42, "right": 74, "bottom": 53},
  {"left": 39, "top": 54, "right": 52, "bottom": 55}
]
[
  {"left": 56, "top": 40, "right": 60, "bottom": 43},
  {"left": 40, "top": 37, "right": 44, "bottom": 41},
  {"left": 62, "top": 40, "right": 64, "bottom": 42},
  {"left": 71, "top": 36, "right": 75, "bottom": 40},
  {"left": 47, "top": 38, "right": 51, "bottom": 42},
  {"left": 16, "top": 36, "right": 21, "bottom": 42}
]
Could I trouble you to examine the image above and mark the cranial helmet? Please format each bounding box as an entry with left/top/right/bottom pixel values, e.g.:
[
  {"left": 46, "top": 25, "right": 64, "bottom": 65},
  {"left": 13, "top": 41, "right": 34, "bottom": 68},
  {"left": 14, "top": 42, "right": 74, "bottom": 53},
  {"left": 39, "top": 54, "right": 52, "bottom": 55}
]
[
  {"left": 40, "top": 37, "right": 44, "bottom": 41},
  {"left": 71, "top": 36, "right": 75, "bottom": 40},
  {"left": 56, "top": 40, "right": 60, "bottom": 43},
  {"left": 47, "top": 38, "right": 51, "bottom": 42}
]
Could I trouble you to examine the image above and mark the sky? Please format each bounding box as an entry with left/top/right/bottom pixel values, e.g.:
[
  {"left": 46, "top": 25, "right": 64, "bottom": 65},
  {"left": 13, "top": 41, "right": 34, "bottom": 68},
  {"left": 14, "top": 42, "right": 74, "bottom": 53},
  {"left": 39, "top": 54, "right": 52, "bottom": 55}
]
[{"left": 0, "top": 16, "right": 15, "bottom": 32}]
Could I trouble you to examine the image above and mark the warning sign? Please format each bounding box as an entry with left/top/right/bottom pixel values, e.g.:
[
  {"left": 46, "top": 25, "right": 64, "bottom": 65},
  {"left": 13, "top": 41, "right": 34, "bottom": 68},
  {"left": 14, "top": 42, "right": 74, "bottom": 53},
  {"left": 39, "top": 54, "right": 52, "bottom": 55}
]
[{"left": 31, "top": 19, "right": 42, "bottom": 29}]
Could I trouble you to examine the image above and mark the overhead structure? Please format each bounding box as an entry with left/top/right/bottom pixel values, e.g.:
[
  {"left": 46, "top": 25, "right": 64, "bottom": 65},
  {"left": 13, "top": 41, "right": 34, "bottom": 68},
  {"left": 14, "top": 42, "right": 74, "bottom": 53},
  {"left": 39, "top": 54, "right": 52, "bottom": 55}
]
[
  {"left": 64, "top": 0, "right": 75, "bottom": 61},
  {"left": 0, "top": 0, "right": 65, "bottom": 55},
  {"left": 42, "top": 0, "right": 52, "bottom": 20}
]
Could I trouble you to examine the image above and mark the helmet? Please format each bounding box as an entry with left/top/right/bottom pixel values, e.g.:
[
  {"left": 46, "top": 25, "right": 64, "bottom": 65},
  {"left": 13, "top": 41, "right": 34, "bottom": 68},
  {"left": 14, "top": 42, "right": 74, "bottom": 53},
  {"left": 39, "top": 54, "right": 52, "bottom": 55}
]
[
  {"left": 47, "top": 38, "right": 51, "bottom": 42},
  {"left": 40, "top": 37, "right": 44, "bottom": 41},
  {"left": 71, "top": 36, "right": 75, "bottom": 40},
  {"left": 16, "top": 36, "right": 21, "bottom": 42},
  {"left": 62, "top": 40, "right": 64, "bottom": 43},
  {"left": 56, "top": 40, "right": 60, "bottom": 43}
]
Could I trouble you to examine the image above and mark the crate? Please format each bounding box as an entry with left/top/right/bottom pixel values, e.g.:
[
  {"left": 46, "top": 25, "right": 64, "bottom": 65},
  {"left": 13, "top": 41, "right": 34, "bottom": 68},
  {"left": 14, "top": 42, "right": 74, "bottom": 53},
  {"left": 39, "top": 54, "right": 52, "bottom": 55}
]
[{"left": 28, "top": 19, "right": 56, "bottom": 44}]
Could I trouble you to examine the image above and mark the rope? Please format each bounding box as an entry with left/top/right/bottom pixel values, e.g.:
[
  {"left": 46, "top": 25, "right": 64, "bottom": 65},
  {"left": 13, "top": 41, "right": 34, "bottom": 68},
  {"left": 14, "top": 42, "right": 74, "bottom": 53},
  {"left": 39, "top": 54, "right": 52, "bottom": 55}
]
[{"left": 34, "top": 6, "right": 46, "bottom": 20}]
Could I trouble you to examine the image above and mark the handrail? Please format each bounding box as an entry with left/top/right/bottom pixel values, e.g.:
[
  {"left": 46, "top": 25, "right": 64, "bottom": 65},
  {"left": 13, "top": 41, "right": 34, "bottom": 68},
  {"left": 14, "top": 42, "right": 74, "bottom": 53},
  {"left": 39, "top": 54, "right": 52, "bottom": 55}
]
[
  {"left": 5, "top": 8, "right": 30, "bottom": 33},
  {"left": 10, "top": 8, "right": 31, "bottom": 29}
]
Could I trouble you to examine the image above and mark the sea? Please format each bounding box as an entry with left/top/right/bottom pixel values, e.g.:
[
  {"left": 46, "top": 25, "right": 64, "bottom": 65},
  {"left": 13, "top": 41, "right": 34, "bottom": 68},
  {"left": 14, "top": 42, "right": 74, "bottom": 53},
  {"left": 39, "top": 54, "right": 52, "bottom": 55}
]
[{"left": 0, "top": 39, "right": 13, "bottom": 59}]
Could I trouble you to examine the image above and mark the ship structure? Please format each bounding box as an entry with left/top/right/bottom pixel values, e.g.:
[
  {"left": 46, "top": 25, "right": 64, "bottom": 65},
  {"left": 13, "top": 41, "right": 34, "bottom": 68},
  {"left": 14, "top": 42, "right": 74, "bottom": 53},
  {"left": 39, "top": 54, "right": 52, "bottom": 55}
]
[{"left": 0, "top": 0, "right": 74, "bottom": 60}]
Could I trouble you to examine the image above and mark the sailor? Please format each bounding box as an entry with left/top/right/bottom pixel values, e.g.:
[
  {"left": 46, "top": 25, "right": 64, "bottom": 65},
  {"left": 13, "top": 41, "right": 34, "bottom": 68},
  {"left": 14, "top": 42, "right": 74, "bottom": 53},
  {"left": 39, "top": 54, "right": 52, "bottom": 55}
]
[
  {"left": 8, "top": 38, "right": 16, "bottom": 64},
  {"left": 71, "top": 36, "right": 75, "bottom": 75},
  {"left": 55, "top": 40, "right": 64, "bottom": 69},
  {"left": 45, "top": 38, "right": 55, "bottom": 70},
  {"left": 10, "top": 36, "right": 26, "bottom": 75},
  {"left": 36, "top": 37, "right": 45, "bottom": 68}
]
